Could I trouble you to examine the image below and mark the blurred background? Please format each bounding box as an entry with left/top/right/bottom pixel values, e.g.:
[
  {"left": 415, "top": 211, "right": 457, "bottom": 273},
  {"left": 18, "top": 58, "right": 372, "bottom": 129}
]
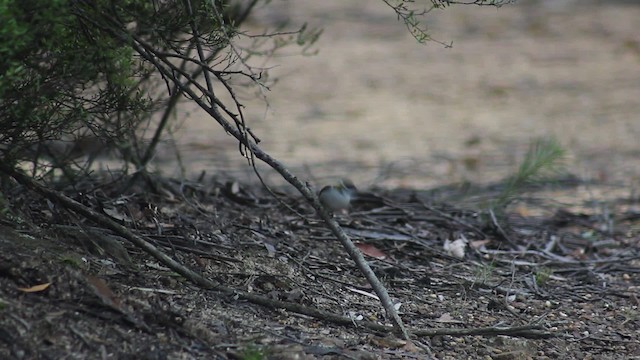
[{"left": 158, "top": 0, "right": 640, "bottom": 192}]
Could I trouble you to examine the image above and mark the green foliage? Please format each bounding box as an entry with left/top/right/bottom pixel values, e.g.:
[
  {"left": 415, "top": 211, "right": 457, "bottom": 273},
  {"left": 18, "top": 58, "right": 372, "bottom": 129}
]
[
  {"left": 534, "top": 267, "right": 553, "bottom": 286},
  {"left": 382, "top": 0, "right": 514, "bottom": 46},
  {"left": 240, "top": 345, "right": 265, "bottom": 360},
  {"left": 0, "top": 0, "right": 148, "bottom": 175},
  {"left": 0, "top": 0, "right": 38, "bottom": 88},
  {"left": 474, "top": 260, "right": 496, "bottom": 284},
  {"left": 0, "top": 0, "right": 322, "bottom": 180},
  {"left": 490, "top": 137, "right": 566, "bottom": 216},
  {"left": 2, "top": 0, "right": 506, "bottom": 184},
  {"left": 60, "top": 254, "right": 84, "bottom": 269}
]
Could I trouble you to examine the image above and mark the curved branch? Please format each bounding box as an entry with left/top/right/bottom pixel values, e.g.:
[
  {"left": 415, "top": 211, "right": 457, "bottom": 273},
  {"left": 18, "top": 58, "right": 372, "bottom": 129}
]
[{"left": 73, "top": 1, "right": 410, "bottom": 339}]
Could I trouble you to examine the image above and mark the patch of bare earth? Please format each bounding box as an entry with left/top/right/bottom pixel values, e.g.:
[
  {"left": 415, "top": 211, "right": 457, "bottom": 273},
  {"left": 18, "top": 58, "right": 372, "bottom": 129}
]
[
  {"left": 170, "top": 1, "right": 640, "bottom": 192},
  {"left": 1, "top": 173, "right": 638, "bottom": 359}
]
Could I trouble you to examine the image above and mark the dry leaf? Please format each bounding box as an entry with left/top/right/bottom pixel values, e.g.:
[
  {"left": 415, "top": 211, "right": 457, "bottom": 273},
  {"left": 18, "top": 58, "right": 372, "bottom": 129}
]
[
  {"left": 346, "top": 287, "right": 379, "bottom": 300},
  {"left": 369, "top": 335, "right": 407, "bottom": 349},
  {"left": 18, "top": 282, "right": 51, "bottom": 293},
  {"left": 229, "top": 181, "right": 240, "bottom": 194},
  {"left": 86, "top": 275, "right": 121, "bottom": 310},
  {"left": 513, "top": 204, "right": 532, "bottom": 217},
  {"left": 103, "top": 207, "right": 131, "bottom": 222},
  {"left": 263, "top": 242, "right": 277, "bottom": 257},
  {"left": 401, "top": 341, "right": 421, "bottom": 353},
  {"left": 435, "top": 312, "right": 463, "bottom": 324},
  {"left": 469, "top": 239, "right": 491, "bottom": 249},
  {"left": 355, "top": 243, "right": 387, "bottom": 260},
  {"left": 443, "top": 238, "right": 467, "bottom": 259}
]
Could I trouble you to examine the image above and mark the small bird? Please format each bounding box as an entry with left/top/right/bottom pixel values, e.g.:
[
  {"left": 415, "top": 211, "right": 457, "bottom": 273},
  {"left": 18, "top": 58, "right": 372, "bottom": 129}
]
[{"left": 318, "top": 179, "right": 357, "bottom": 213}]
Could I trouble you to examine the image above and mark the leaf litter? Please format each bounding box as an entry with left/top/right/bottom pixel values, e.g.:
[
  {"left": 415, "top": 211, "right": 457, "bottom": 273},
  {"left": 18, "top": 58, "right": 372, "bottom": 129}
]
[{"left": 0, "top": 173, "right": 638, "bottom": 359}]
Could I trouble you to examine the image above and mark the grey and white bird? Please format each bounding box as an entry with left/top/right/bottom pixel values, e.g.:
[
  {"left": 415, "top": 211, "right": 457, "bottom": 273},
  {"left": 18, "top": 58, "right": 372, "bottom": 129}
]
[{"left": 318, "top": 179, "right": 357, "bottom": 213}]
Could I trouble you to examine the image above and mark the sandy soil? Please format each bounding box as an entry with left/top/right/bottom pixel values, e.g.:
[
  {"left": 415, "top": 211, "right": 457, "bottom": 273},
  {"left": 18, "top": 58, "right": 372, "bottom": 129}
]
[{"left": 160, "top": 0, "right": 640, "bottom": 193}]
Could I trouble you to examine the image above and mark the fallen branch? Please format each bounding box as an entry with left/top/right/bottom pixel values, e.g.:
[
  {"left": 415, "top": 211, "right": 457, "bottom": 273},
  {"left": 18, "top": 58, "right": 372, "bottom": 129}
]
[
  {"left": 149, "top": 34, "right": 411, "bottom": 339},
  {"left": 412, "top": 324, "right": 554, "bottom": 339},
  {"left": 76, "top": 8, "right": 411, "bottom": 340},
  {"left": 1, "top": 164, "right": 217, "bottom": 291}
]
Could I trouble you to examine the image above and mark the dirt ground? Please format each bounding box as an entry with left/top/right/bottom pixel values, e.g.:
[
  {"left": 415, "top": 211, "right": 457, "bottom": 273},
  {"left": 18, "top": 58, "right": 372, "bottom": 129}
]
[
  {"left": 1, "top": 1, "right": 640, "bottom": 359},
  {"left": 167, "top": 0, "right": 640, "bottom": 191},
  {"left": 1, "top": 172, "right": 639, "bottom": 359}
]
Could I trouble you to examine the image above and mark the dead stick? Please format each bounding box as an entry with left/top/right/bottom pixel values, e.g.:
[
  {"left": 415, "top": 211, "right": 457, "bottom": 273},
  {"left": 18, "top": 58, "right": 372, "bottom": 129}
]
[{"left": 122, "top": 33, "right": 410, "bottom": 339}]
